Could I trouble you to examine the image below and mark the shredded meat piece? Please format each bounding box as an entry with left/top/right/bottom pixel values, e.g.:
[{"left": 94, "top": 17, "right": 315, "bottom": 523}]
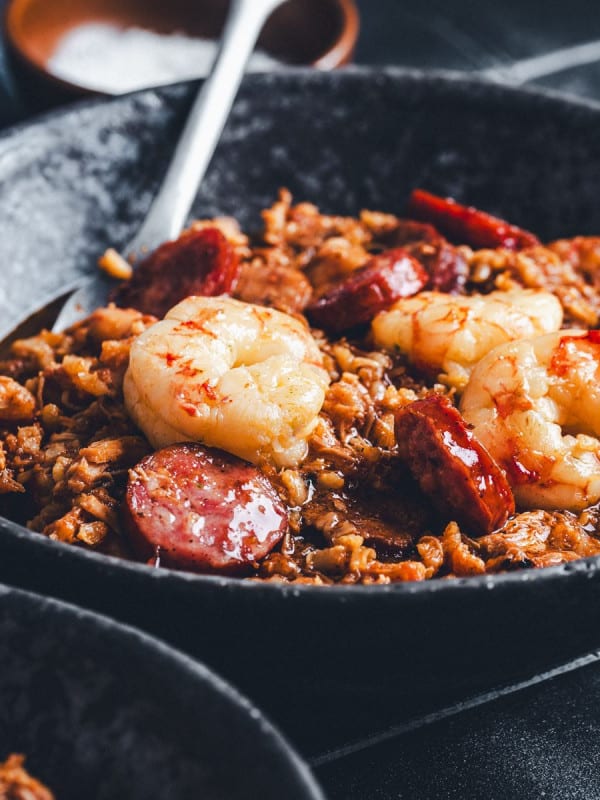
[
  {"left": 549, "top": 236, "right": 600, "bottom": 282},
  {"left": 235, "top": 257, "right": 313, "bottom": 313},
  {"left": 0, "top": 378, "right": 36, "bottom": 423},
  {"left": 440, "top": 522, "right": 486, "bottom": 576},
  {"left": 477, "top": 508, "right": 600, "bottom": 572},
  {"left": 467, "top": 244, "right": 600, "bottom": 326},
  {"left": 84, "top": 305, "right": 156, "bottom": 344},
  {"left": 0, "top": 754, "right": 54, "bottom": 800},
  {"left": 306, "top": 237, "right": 370, "bottom": 292}
]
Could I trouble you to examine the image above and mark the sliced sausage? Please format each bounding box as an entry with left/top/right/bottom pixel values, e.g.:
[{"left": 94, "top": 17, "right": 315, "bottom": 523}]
[
  {"left": 405, "top": 239, "right": 468, "bottom": 294},
  {"left": 408, "top": 189, "right": 540, "bottom": 251},
  {"left": 386, "top": 220, "right": 468, "bottom": 294},
  {"left": 124, "top": 443, "right": 288, "bottom": 573},
  {"left": 306, "top": 248, "right": 427, "bottom": 333},
  {"left": 113, "top": 227, "right": 240, "bottom": 319},
  {"left": 395, "top": 395, "right": 515, "bottom": 536},
  {"left": 549, "top": 236, "right": 600, "bottom": 287},
  {"left": 388, "top": 220, "right": 440, "bottom": 247}
]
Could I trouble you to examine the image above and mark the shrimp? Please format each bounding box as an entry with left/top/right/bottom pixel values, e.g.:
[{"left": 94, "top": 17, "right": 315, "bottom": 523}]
[
  {"left": 460, "top": 330, "right": 600, "bottom": 512},
  {"left": 371, "top": 288, "right": 563, "bottom": 390},
  {"left": 123, "top": 296, "right": 330, "bottom": 467}
]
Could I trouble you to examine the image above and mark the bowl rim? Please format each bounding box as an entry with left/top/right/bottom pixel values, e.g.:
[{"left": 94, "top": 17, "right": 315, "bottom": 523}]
[
  {"left": 0, "top": 66, "right": 600, "bottom": 600},
  {"left": 2, "top": 511, "right": 598, "bottom": 600},
  {"left": 0, "top": 580, "right": 326, "bottom": 799},
  {"left": 4, "top": 0, "right": 360, "bottom": 96}
]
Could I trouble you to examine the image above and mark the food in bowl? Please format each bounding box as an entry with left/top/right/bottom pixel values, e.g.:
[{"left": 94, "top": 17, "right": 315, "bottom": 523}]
[
  {"left": 0, "top": 754, "right": 54, "bottom": 800},
  {"left": 1, "top": 189, "right": 600, "bottom": 584}
]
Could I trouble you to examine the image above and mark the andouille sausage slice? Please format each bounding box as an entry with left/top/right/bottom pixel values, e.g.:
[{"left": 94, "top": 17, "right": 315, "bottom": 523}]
[
  {"left": 408, "top": 189, "right": 540, "bottom": 251},
  {"left": 113, "top": 227, "right": 240, "bottom": 319},
  {"left": 395, "top": 395, "right": 515, "bottom": 536},
  {"left": 124, "top": 443, "right": 288, "bottom": 573},
  {"left": 306, "top": 248, "right": 428, "bottom": 333},
  {"left": 387, "top": 220, "right": 469, "bottom": 294}
]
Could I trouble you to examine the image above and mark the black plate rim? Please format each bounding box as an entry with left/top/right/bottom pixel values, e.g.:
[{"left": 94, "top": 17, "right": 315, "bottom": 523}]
[
  {"left": 1, "top": 65, "right": 600, "bottom": 599},
  {"left": 1, "top": 65, "right": 600, "bottom": 146},
  {"left": 2, "top": 514, "right": 596, "bottom": 598}
]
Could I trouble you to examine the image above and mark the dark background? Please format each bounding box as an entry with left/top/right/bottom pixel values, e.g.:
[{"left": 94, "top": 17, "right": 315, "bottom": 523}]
[
  {"left": 1, "top": 1, "right": 600, "bottom": 798},
  {"left": 353, "top": 0, "right": 600, "bottom": 102}
]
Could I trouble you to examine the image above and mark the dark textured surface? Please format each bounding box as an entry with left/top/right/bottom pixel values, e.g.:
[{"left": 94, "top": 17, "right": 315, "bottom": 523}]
[
  {"left": 1, "top": 71, "right": 600, "bottom": 761},
  {"left": 316, "top": 654, "right": 600, "bottom": 799},
  {"left": 354, "top": 0, "right": 600, "bottom": 101},
  {"left": 0, "top": 583, "right": 324, "bottom": 800}
]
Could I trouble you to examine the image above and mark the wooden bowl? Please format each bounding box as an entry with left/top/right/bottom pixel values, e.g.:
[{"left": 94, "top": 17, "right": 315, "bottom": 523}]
[{"left": 5, "top": 0, "right": 360, "bottom": 100}]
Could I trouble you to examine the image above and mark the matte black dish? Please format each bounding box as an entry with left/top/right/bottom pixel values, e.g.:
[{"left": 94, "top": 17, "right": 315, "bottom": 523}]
[
  {"left": 0, "top": 582, "right": 324, "bottom": 800},
  {"left": 1, "top": 69, "right": 600, "bottom": 753}
]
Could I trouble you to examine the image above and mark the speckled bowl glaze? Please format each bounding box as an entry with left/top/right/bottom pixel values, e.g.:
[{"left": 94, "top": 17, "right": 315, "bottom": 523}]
[
  {"left": 1, "top": 69, "right": 600, "bottom": 753},
  {"left": 0, "top": 583, "right": 324, "bottom": 799}
]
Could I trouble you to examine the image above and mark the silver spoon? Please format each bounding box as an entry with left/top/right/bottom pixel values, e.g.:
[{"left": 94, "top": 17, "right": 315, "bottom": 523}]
[
  {"left": 50, "top": 0, "right": 286, "bottom": 333},
  {"left": 481, "top": 38, "right": 600, "bottom": 86}
]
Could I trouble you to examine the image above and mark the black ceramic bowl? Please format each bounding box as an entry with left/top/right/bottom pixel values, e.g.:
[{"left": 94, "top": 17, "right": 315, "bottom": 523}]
[
  {"left": 0, "top": 582, "right": 324, "bottom": 799},
  {"left": 1, "top": 69, "right": 600, "bottom": 754}
]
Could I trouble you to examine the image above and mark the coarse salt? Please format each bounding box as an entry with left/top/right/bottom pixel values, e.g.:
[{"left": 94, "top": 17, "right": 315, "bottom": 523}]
[{"left": 48, "top": 23, "right": 284, "bottom": 94}]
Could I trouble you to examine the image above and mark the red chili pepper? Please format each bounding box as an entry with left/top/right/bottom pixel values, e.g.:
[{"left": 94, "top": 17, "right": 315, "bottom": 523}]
[{"left": 408, "top": 189, "right": 540, "bottom": 251}]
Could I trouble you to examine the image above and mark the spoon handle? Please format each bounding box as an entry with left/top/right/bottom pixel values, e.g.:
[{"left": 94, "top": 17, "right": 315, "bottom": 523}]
[
  {"left": 482, "top": 39, "right": 600, "bottom": 86},
  {"left": 126, "top": 0, "right": 285, "bottom": 257}
]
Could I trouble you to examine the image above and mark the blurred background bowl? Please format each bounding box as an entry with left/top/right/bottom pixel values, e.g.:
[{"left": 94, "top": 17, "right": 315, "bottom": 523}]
[
  {"left": 0, "top": 582, "right": 324, "bottom": 800},
  {"left": 5, "top": 0, "right": 359, "bottom": 106}
]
